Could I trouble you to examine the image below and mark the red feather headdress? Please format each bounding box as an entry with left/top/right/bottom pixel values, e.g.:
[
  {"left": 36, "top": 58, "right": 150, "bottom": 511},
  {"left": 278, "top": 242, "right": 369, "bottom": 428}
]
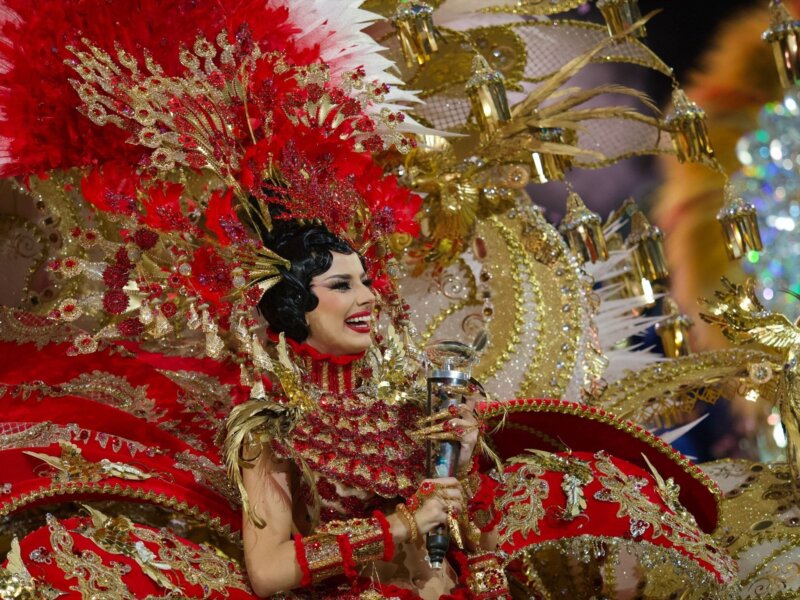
[{"left": 0, "top": 0, "right": 422, "bottom": 372}]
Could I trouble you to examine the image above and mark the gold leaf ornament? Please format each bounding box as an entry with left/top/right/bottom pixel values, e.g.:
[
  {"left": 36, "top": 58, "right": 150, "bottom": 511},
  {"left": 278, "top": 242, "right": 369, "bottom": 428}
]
[
  {"left": 497, "top": 461, "right": 550, "bottom": 544},
  {"left": 24, "top": 441, "right": 154, "bottom": 483}
]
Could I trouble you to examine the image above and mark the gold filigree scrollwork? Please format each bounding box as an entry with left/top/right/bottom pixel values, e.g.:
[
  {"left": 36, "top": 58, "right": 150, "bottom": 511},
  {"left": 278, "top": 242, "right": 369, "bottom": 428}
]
[
  {"left": 81, "top": 505, "right": 249, "bottom": 596},
  {"left": 10, "top": 370, "right": 165, "bottom": 423},
  {"left": 511, "top": 451, "right": 594, "bottom": 522},
  {"left": 519, "top": 535, "right": 735, "bottom": 599},
  {"left": 496, "top": 461, "right": 550, "bottom": 545},
  {"left": 173, "top": 450, "right": 240, "bottom": 506},
  {"left": 0, "top": 307, "right": 77, "bottom": 349},
  {"left": 599, "top": 348, "right": 777, "bottom": 428},
  {"left": 48, "top": 513, "right": 134, "bottom": 599},
  {"left": 593, "top": 452, "right": 736, "bottom": 580},
  {"left": 24, "top": 441, "right": 155, "bottom": 483}
]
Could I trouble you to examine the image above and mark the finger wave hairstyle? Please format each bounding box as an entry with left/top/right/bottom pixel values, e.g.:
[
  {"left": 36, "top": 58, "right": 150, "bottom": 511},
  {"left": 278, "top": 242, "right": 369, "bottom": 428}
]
[{"left": 255, "top": 213, "right": 359, "bottom": 342}]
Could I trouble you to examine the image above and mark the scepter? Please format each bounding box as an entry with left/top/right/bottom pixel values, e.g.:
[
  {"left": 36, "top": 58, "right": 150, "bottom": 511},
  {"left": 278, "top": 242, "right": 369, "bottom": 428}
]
[{"left": 423, "top": 332, "right": 486, "bottom": 569}]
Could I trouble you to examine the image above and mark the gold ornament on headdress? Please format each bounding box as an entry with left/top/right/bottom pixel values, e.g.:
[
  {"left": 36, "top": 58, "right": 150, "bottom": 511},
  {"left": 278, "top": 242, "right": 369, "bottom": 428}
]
[
  {"left": 466, "top": 55, "right": 512, "bottom": 138},
  {"left": 243, "top": 244, "right": 291, "bottom": 297},
  {"left": 559, "top": 191, "right": 608, "bottom": 264},
  {"left": 526, "top": 127, "right": 575, "bottom": 184},
  {"left": 717, "top": 182, "right": 764, "bottom": 261},
  {"left": 67, "top": 34, "right": 256, "bottom": 212},
  {"left": 763, "top": 0, "right": 800, "bottom": 90},
  {"left": 393, "top": 2, "right": 439, "bottom": 68},
  {"left": 664, "top": 89, "right": 715, "bottom": 164},
  {"left": 626, "top": 208, "right": 669, "bottom": 283},
  {"left": 655, "top": 297, "right": 694, "bottom": 359},
  {"left": 597, "top": 0, "right": 646, "bottom": 38}
]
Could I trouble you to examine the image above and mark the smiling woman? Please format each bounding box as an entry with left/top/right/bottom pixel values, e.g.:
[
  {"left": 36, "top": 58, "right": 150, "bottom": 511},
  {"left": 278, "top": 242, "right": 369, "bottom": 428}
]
[
  {"left": 256, "top": 221, "right": 364, "bottom": 345},
  {"left": 307, "top": 253, "right": 376, "bottom": 356},
  {"left": 256, "top": 218, "right": 376, "bottom": 355},
  {"left": 236, "top": 216, "right": 492, "bottom": 598}
]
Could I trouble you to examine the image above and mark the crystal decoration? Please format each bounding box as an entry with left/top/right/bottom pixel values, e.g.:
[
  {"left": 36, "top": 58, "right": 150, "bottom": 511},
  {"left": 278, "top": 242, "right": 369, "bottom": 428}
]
[{"left": 735, "top": 88, "right": 800, "bottom": 317}]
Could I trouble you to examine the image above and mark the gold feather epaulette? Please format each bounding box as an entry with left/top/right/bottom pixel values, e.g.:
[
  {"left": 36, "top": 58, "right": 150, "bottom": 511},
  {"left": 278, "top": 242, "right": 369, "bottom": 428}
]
[
  {"left": 225, "top": 327, "right": 430, "bottom": 528},
  {"left": 224, "top": 333, "right": 317, "bottom": 529}
]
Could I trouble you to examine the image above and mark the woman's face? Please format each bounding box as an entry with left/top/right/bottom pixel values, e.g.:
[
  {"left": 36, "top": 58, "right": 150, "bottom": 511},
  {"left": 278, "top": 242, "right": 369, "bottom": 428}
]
[{"left": 305, "top": 252, "right": 375, "bottom": 355}]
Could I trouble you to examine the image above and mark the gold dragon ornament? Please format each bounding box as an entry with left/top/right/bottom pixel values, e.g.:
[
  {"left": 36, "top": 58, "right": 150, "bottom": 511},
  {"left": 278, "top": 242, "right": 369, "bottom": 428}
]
[{"left": 702, "top": 277, "right": 800, "bottom": 491}]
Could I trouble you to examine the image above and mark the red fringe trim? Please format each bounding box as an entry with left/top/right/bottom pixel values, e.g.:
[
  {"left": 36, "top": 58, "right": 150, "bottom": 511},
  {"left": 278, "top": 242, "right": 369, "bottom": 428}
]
[
  {"left": 337, "top": 534, "right": 358, "bottom": 580},
  {"left": 293, "top": 535, "right": 312, "bottom": 587},
  {"left": 373, "top": 510, "right": 394, "bottom": 561}
]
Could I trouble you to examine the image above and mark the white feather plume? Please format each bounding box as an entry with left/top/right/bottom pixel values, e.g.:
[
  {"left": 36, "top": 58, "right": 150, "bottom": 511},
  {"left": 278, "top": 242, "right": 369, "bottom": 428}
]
[
  {"left": 583, "top": 247, "right": 666, "bottom": 384},
  {"left": 274, "top": 0, "right": 430, "bottom": 135}
]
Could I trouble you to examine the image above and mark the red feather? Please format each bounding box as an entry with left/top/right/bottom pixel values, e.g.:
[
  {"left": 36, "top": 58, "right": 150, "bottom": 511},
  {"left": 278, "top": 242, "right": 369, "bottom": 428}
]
[
  {"left": 0, "top": 0, "right": 322, "bottom": 177},
  {"left": 80, "top": 161, "right": 140, "bottom": 215},
  {"left": 205, "top": 188, "right": 247, "bottom": 246}
]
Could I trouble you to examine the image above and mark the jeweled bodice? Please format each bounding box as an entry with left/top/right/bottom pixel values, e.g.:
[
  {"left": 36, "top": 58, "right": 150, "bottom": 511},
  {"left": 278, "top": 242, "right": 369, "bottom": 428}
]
[{"left": 269, "top": 338, "right": 425, "bottom": 521}]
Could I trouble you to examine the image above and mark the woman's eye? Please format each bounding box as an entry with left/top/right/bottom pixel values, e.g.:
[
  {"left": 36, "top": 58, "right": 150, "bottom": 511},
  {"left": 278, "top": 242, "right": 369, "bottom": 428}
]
[
  {"left": 331, "top": 282, "right": 351, "bottom": 291},
  {"left": 362, "top": 279, "right": 373, "bottom": 288}
]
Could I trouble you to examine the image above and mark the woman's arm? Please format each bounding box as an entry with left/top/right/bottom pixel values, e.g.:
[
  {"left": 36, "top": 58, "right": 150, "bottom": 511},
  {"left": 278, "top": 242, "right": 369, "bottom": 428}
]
[
  {"left": 241, "top": 447, "right": 454, "bottom": 597},
  {"left": 241, "top": 447, "right": 303, "bottom": 597}
]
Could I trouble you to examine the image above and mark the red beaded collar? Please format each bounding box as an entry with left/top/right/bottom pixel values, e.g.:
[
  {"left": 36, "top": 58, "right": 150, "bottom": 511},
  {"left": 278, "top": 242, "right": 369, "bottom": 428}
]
[{"left": 266, "top": 330, "right": 366, "bottom": 394}]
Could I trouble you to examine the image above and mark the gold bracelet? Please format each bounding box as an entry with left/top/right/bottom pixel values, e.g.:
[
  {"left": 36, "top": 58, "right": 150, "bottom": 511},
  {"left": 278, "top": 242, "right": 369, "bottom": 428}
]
[
  {"left": 395, "top": 503, "right": 420, "bottom": 545},
  {"left": 459, "top": 471, "right": 481, "bottom": 499}
]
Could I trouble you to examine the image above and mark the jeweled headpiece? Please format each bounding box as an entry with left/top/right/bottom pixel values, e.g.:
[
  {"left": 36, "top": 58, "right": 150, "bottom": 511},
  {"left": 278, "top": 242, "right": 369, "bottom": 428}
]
[{"left": 0, "top": 0, "right": 422, "bottom": 366}]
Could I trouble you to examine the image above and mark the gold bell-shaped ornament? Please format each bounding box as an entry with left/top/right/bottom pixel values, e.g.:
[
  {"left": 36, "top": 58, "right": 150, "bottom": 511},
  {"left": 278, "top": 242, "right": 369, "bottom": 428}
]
[
  {"left": 655, "top": 297, "right": 693, "bottom": 358},
  {"left": 559, "top": 192, "right": 608, "bottom": 263},
  {"left": 664, "top": 89, "right": 715, "bottom": 164},
  {"left": 717, "top": 182, "right": 763, "bottom": 261},
  {"left": 528, "top": 127, "right": 575, "bottom": 184},
  {"left": 606, "top": 233, "right": 655, "bottom": 307},
  {"left": 466, "top": 55, "right": 511, "bottom": 138},
  {"left": 626, "top": 209, "right": 669, "bottom": 282},
  {"left": 393, "top": 2, "right": 439, "bottom": 68},
  {"left": 597, "top": 0, "right": 646, "bottom": 38},
  {"left": 763, "top": 0, "right": 800, "bottom": 89}
]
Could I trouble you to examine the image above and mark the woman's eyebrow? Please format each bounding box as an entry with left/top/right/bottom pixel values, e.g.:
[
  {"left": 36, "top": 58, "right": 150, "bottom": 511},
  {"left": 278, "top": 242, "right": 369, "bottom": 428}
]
[{"left": 322, "top": 273, "right": 352, "bottom": 281}]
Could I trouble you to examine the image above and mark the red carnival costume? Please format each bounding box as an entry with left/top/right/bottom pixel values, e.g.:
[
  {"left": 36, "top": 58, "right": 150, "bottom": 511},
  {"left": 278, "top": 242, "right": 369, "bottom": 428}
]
[{"left": 0, "top": 0, "right": 744, "bottom": 598}]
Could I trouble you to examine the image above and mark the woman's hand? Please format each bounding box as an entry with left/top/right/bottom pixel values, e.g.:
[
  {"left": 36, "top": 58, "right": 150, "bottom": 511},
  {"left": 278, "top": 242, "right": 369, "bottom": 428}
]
[
  {"left": 451, "top": 401, "right": 481, "bottom": 472},
  {"left": 409, "top": 478, "right": 464, "bottom": 537},
  {"left": 411, "top": 386, "right": 485, "bottom": 473}
]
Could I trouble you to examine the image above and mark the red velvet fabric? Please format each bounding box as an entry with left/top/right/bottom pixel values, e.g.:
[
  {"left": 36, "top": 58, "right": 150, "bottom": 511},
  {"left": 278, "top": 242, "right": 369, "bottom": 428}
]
[
  {"left": 479, "top": 398, "right": 720, "bottom": 533},
  {"left": 0, "top": 339, "right": 243, "bottom": 461},
  {"left": 7, "top": 516, "right": 255, "bottom": 598},
  {"left": 0, "top": 338, "right": 241, "bottom": 533},
  {"left": 496, "top": 451, "right": 730, "bottom": 584}
]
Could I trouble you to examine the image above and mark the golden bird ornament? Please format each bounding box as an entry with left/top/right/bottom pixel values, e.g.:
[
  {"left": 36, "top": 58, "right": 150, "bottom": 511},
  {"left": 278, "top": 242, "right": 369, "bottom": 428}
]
[{"left": 701, "top": 277, "right": 800, "bottom": 493}]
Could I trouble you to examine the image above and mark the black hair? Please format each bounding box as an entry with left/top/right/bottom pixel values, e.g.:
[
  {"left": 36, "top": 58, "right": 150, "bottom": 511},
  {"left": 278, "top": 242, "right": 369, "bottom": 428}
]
[{"left": 255, "top": 214, "right": 359, "bottom": 342}]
